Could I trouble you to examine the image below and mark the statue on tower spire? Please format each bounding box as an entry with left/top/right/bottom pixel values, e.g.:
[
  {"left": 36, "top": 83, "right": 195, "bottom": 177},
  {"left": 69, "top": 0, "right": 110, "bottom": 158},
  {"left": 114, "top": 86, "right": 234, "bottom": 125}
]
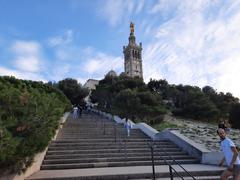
[{"left": 130, "top": 22, "right": 134, "bottom": 35}]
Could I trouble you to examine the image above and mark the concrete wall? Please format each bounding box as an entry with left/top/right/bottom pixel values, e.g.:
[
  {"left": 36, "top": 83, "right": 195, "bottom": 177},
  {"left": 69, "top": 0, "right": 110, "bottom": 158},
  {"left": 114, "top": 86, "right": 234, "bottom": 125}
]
[
  {"left": 156, "top": 130, "right": 210, "bottom": 160},
  {"left": 134, "top": 123, "right": 158, "bottom": 139},
  {"left": 91, "top": 109, "right": 136, "bottom": 128},
  {"left": 0, "top": 112, "right": 70, "bottom": 180}
]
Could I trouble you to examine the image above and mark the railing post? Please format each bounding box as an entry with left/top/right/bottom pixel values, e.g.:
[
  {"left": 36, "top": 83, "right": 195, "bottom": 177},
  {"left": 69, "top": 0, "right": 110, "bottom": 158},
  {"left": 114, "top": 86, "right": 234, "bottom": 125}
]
[
  {"left": 150, "top": 145, "right": 156, "bottom": 180},
  {"left": 169, "top": 165, "right": 173, "bottom": 180},
  {"left": 124, "top": 136, "right": 127, "bottom": 162},
  {"left": 103, "top": 121, "right": 105, "bottom": 135},
  {"left": 114, "top": 122, "right": 117, "bottom": 143}
]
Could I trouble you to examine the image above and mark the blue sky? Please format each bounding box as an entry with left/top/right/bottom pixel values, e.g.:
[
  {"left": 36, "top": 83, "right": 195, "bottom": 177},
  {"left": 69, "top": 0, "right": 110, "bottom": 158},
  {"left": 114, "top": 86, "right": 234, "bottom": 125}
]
[{"left": 0, "top": 0, "right": 240, "bottom": 98}]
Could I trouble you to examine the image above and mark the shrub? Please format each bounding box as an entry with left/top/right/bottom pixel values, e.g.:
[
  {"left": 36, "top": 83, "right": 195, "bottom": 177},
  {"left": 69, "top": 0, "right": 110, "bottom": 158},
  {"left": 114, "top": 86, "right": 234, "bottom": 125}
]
[{"left": 0, "top": 76, "right": 71, "bottom": 173}]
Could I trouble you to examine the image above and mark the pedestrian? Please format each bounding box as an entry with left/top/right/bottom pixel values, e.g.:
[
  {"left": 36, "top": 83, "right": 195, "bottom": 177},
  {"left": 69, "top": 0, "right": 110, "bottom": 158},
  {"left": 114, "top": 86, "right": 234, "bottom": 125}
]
[
  {"left": 124, "top": 118, "right": 132, "bottom": 137},
  {"left": 218, "top": 120, "right": 231, "bottom": 134},
  {"left": 72, "top": 106, "right": 78, "bottom": 119},
  {"left": 217, "top": 128, "right": 240, "bottom": 180},
  {"left": 77, "top": 104, "right": 82, "bottom": 117}
]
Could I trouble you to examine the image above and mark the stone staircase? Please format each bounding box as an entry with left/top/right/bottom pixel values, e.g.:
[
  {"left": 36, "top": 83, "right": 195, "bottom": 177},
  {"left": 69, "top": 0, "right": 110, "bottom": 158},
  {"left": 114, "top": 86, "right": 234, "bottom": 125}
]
[{"left": 27, "top": 112, "right": 225, "bottom": 180}]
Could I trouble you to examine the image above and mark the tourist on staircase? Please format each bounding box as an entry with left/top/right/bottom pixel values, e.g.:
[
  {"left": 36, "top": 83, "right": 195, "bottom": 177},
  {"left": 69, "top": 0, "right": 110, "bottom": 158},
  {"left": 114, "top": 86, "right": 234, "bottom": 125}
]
[
  {"left": 77, "top": 104, "right": 82, "bottom": 117},
  {"left": 72, "top": 105, "right": 78, "bottom": 119},
  {"left": 124, "top": 118, "right": 132, "bottom": 137}
]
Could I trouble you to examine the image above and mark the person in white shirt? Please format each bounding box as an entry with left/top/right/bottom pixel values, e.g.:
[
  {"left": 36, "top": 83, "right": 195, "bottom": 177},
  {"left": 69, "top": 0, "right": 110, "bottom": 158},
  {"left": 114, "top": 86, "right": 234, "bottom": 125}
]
[
  {"left": 124, "top": 118, "right": 132, "bottom": 137},
  {"left": 72, "top": 106, "right": 78, "bottom": 119},
  {"left": 218, "top": 128, "right": 240, "bottom": 180}
]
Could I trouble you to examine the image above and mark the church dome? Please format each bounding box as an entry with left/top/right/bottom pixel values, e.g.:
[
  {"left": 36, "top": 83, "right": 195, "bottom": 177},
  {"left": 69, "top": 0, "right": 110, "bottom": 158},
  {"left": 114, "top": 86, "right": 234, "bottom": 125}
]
[{"left": 106, "top": 70, "right": 117, "bottom": 77}]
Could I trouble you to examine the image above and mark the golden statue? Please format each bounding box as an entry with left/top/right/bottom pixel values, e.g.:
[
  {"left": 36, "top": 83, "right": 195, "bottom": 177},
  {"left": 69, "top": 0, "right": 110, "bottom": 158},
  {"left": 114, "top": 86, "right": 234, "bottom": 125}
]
[{"left": 130, "top": 22, "right": 134, "bottom": 34}]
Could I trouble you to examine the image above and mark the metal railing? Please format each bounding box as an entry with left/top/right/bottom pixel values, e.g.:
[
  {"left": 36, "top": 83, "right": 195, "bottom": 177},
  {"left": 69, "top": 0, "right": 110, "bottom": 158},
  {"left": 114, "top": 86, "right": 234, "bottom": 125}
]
[
  {"left": 114, "top": 120, "right": 128, "bottom": 162},
  {"left": 92, "top": 110, "right": 128, "bottom": 163},
  {"left": 148, "top": 140, "right": 196, "bottom": 180}
]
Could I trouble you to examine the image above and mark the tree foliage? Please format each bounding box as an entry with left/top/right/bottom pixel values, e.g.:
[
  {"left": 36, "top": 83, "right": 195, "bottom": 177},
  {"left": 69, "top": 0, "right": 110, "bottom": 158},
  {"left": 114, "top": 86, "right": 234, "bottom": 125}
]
[
  {"left": 92, "top": 76, "right": 239, "bottom": 128},
  {"left": 57, "top": 78, "right": 89, "bottom": 105},
  {"left": 148, "top": 79, "right": 239, "bottom": 124},
  {"left": 0, "top": 76, "right": 71, "bottom": 173},
  {"left": 229, "top": 103, "right": 240, "bottom": 129},
  {"left": 91, "top": 76, "right": 167, "bottom": 124}
]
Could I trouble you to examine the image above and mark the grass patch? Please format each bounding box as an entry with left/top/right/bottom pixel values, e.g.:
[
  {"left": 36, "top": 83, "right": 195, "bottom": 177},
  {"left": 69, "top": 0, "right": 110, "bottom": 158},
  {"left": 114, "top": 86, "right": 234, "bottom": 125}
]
[{"left": 153, "top": 121, "right": 180, "bottom": 132}]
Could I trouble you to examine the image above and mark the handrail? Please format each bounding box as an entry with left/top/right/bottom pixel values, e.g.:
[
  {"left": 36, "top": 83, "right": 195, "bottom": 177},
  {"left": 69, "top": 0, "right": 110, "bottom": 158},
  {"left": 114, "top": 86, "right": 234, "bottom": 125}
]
[
  {"left": 169, "top": 165, "right": 185, "bottom": 180},
  {"left": 149, "top": 140, "right": 196, "bottom": 180},
  {"left": 92, "top": 110, "right": 128, "bottom": 163}
]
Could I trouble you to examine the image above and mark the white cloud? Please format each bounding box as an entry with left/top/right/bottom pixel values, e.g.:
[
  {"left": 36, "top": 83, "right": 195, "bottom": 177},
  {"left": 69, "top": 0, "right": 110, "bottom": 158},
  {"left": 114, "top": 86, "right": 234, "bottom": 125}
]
[
  {"left": 77, "top": 77, "right": 88, "bottom": 86},
  {"left": 135, "top": 0, "right": 145, "bottom": 14},
  {"left": 11, "top": 40, "right": 44, "bottom": 73},
  {"left": 83, "top": 52, "right": 123, "bottom": 77},
  {"left": 142, "top": 0, "right": 240, "bottom": 98},
  {"left": 48, "top": 29, "right": 73, "bottom": 47},
  {"left": 47, "top": 64, "right": 70, "bottom": 81},
  {"left": 14, "top": 56, "right": 40, "bottom": 72},
  {"left": 98, "top": 0, "right": 137, "bottom": 26},
  {"left": 12, "top": 41, "right": 40, "bottom": 55},
  {"left": 0, "top": 66, "right": 47, "bottom": 82}
]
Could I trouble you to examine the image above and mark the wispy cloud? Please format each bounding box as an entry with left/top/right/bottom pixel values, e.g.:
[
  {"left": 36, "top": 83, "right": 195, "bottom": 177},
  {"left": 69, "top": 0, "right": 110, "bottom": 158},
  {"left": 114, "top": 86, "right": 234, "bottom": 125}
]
[
  {"left": 135, "top": 0, "right": 145, "bottom": 14},
  {"left": 98, "top": 0, "right": 138, "bottom": 27},
  {"left": 143, "top": 0, "right": 240, "bottom": 98},
  {"left": 11, "top": 40, "right": 44, "bottom": 73},
  {"left": 12, "top": 41, "right": 40, "bottom": 55},
  {"left": 82, "top": 52, "right": 123, "bottom": 77},
  {"left": 48, "top": 29, "right": 73, "bottom": 47},
  {"left": 0, "top": 66, "right": 47, "bottom": 82},
  {"left": 47, "top": 63, "right": 70, "bottom": 81}
]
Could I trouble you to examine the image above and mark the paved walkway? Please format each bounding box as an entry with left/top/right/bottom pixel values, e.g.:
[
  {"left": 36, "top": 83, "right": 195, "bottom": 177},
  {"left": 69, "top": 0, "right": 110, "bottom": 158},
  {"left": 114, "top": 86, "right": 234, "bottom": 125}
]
[{"left": 27, "top": 164, "right": 225, "bottom": 179}]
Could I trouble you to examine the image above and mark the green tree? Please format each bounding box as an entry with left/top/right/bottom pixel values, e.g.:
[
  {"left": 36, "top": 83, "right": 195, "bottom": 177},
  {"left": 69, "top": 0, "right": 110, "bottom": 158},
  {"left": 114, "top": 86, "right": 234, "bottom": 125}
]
[
  {"left": 0, "top": 76, "right": 71, "bottom": 173},
  {"left": 58, "top": 78, "right": 89, "bottom": 105},
  {"left": 113, "top": 89, "right": 141, "bottom": 120},
  {"left": 229, "top": 103, "right": 240, "bottom": 129}
]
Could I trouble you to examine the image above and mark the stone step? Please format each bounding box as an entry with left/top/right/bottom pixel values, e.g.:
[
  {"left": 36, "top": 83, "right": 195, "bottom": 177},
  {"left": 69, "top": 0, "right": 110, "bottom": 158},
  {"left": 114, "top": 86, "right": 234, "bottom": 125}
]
[
  {"left": 57, "top": 136, "right": 149, "bottom": 140},
  {"left": 57, "top": 132, "right": 145, "bottom": 136},
  {"left": 28, "top": 113, "right": 218, "bottom": 180},
  {"left": 61, "top": 124, "right": 135, "bottom": 126},
  {"left": 55, "top": 138, "right": 149, "bottom": 141},
  {"left": 59, "top": 127, "right": 136, "bottom": 130},
  {"left": 41, "top": 159, "right": 199, "bottom": 170},
  {"left": 131, "top": 176, "right": 222, "bottom": 180},
  {"left": 46, "top": 147, "right": 182, "bottom": 155},
  {"left": 57, "top": 135, "right": 148, "bottom": 138},
  {"left": 47, "top": 144, "right": 177, "bottom": 150},
  {"left": 58, "top": 132, "right": 145, "bottom": 134},
  {"left": 45, "top": 151, "right": 188, "bottom": 159},
  {"left": 50, "top": 141, "right": 173, "bottom": 146},
  {"left": 58, "top": 131, "right": 145, "bottom": 134},
  {"left": 43, "top": 155, "right": 194, "bottom": 164},
  {"left": 53, "top": 138, "right": 152, "bottom": 142},
  {"left": 27, "top": 164, "right": 224, "bottom": 179}
]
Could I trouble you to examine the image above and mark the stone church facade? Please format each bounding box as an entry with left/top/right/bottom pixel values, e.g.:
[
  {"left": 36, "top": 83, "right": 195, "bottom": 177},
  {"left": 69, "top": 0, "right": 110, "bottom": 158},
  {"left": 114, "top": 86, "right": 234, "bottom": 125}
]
[{"left": 123, "top": 22, "right": 143, "bottom": 78}]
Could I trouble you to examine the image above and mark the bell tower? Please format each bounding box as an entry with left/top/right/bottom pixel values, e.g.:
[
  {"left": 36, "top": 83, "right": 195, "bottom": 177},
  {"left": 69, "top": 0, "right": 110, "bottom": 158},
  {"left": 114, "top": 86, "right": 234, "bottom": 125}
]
[{"left": 123, "top": 22, "right": 143, "bottom": 78}]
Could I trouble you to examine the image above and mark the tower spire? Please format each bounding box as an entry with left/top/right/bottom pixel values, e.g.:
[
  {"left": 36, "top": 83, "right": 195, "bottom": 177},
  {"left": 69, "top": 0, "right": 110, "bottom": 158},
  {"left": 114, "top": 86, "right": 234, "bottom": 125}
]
[
  {"left": 123, "top": 22, "right": 143, "bottom": 78},
  {"left": 129, "top": 22, "right": 136, "bottom": 45},
  {"left": 130, "top": 22, "right": 134, "bottom": 35}
]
